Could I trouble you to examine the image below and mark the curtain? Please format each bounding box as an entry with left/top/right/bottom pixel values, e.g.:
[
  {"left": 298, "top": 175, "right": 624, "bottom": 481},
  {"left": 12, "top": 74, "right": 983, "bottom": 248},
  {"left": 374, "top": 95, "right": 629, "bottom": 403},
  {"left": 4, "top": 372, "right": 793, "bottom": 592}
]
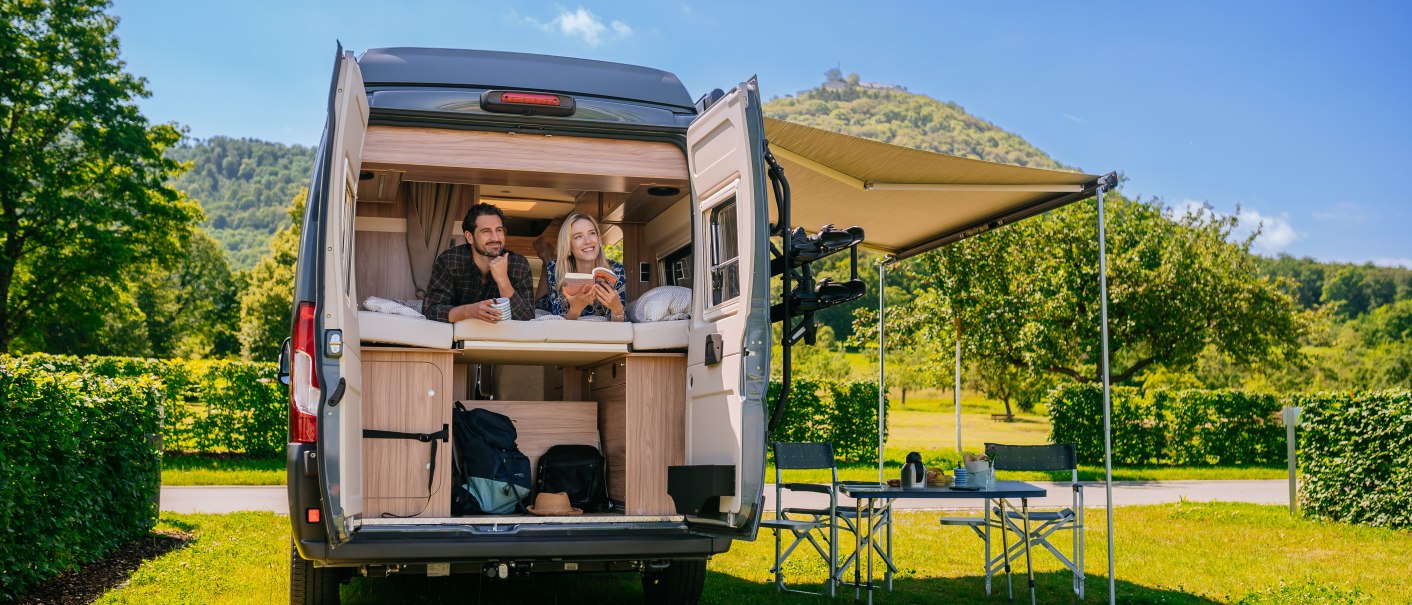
[{"left": 406, "top": 182, "right": 460, "bottom": 298}]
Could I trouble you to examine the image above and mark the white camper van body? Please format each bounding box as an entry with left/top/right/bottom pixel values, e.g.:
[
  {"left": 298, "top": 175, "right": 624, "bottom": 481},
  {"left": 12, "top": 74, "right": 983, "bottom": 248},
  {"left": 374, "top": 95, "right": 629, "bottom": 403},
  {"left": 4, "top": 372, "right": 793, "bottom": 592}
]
[{"left": 284, "top": 47, "right": 772, "bottom": 604}]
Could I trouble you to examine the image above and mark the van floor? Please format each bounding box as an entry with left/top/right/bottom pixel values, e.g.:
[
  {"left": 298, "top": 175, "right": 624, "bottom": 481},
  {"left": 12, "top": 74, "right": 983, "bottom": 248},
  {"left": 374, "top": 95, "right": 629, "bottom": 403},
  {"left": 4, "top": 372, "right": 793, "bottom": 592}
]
[{"left": 354, "top": 514, "right": 685, "bottom": 527}]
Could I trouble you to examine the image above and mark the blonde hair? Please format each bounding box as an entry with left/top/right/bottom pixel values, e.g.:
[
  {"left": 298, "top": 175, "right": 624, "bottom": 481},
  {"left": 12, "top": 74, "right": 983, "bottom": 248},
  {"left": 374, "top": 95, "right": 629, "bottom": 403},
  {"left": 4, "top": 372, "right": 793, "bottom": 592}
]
[{"left": 554, "top": 213, "right": 610, "bottom": 281}]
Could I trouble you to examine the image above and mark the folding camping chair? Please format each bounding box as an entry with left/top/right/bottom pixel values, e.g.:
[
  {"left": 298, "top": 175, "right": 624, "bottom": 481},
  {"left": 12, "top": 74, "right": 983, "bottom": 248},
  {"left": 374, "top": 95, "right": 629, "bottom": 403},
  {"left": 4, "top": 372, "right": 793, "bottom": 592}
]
[
  {"left": 938, "top": 443, "right": 1085, "bottom": 600},
  {"left": 759, "top": 442, "right": 893, "bottom": 596}
]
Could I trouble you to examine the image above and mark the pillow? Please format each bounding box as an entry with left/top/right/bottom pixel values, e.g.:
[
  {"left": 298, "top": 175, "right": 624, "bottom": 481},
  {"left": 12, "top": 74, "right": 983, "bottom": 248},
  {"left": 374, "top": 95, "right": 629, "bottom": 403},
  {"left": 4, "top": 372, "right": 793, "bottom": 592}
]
[
  {"left": 628, "top": 286, "right": 692, "bottom": 322},
  {"left": 362, "top": 296, "right": 424, "bottom": 318}
]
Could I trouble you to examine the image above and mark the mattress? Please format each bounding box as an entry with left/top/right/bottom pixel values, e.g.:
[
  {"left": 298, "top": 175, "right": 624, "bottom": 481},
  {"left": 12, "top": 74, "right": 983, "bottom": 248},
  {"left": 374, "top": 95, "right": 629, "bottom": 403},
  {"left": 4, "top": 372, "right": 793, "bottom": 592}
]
[
  {"left": 358, "top": 311, "right": 453, "bottom": 349},
  {"left": 630, "top": 320, "right": 690, "bottom": 351},
  {"left": 454, "top": 319, "right": 634, "bottom": 345}
]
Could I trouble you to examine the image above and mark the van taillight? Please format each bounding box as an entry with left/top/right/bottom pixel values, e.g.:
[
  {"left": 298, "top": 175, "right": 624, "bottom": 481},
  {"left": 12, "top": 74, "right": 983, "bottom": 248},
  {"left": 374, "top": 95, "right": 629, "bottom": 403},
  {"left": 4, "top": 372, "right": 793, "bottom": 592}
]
[
  {"left": 480, "top": 90, "right": 575, "bottom": 117},
  {"left": 291, "top": 301, "right": 320, "bottom": 443}
]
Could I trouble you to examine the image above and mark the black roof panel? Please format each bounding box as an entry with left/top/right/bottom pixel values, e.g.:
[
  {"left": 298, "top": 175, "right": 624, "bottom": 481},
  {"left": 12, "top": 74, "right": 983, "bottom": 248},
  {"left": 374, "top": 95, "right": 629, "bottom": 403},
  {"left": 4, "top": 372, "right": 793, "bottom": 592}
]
[{"left": 357, "top": 48, "right": 695, "bottom": 111}]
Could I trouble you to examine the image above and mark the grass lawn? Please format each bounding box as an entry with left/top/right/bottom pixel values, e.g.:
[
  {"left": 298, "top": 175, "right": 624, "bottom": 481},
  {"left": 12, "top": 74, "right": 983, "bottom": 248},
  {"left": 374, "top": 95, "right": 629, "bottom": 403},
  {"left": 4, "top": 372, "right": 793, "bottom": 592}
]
[
  {"left": 94, "top": 503, "right": 1405, "bottom": 604},
  {"left": 161, "top": 453, "right": 284, "bottom": 486}
]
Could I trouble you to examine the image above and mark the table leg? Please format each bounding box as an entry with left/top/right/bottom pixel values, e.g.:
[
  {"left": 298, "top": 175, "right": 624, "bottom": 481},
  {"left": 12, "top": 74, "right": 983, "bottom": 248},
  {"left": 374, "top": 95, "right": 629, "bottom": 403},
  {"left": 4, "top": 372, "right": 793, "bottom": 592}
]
[
  {"left": 1000, "top": 498, "right": 1013, "bottom": 599},
  {"left": 984, "top": 497, "right": 992, "bottom": 595},
  {"left": 854, "top": 496, "right": 862, "bottom": 602},
  {"left": 866, "top": 497, "right": 875, "bottom": 605},
  {"left": 1023, "top": 497, "right": 1035, "bottom": 605},
  {"left": 885, "top": 501, "right": 893, "bottom": 591}
]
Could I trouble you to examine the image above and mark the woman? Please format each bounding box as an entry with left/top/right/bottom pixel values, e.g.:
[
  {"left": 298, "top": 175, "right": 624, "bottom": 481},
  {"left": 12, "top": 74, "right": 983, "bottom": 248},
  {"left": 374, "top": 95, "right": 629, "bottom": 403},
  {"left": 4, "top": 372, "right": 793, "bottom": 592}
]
[{"left": 536, "top": 213, "right": 627, "bottom": 321}]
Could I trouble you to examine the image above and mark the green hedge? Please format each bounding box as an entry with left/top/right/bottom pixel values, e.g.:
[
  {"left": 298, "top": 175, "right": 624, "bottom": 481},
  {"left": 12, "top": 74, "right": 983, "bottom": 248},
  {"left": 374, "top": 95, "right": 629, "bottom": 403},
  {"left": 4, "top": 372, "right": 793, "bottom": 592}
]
[
  {"left": 1295, "top": 390, "right": 1412, "bottom": 529},
  {"left": 768, "top": 379, "right": 886, "bottom": 463},
  {"left": 5, "top": 354, "right": 286, "bottom": 456},
  {"left": 0, "top": 361, "right": 163, "bottom": 599},
  {"left": 1046, "top": 384, "right": 1285, "bottom": 466}
]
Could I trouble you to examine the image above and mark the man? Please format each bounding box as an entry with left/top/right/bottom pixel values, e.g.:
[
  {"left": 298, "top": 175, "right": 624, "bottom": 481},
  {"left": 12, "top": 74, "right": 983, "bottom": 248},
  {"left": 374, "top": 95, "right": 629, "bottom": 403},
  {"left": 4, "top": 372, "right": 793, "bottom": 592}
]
[{"left": 424, "top": 202, "right": 535, "bottom": 323}]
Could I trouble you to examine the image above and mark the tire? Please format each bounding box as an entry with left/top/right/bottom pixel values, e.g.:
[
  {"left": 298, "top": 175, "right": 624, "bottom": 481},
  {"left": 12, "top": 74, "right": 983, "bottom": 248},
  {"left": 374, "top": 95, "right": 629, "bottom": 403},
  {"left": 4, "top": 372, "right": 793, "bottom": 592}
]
[
  {"left": 290, "top": 544, "right": 342, "bottom": 605},
  {"left": 641, "top": 559, "right": 706, "bottom": 605}
]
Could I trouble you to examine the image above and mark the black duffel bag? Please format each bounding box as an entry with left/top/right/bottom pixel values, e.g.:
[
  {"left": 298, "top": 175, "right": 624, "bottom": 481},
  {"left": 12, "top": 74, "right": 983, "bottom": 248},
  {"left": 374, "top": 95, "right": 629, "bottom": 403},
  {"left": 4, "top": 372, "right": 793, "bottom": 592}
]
[{"left": 535, "top": 444, "right": 610, "bottom": 513}]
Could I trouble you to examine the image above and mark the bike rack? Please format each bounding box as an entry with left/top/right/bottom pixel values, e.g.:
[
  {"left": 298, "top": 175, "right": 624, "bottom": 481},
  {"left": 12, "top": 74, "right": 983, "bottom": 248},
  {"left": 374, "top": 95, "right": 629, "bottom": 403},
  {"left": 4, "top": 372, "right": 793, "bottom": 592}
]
[{"left": 764, "top": 143, "right": 867, "bottom": 433}]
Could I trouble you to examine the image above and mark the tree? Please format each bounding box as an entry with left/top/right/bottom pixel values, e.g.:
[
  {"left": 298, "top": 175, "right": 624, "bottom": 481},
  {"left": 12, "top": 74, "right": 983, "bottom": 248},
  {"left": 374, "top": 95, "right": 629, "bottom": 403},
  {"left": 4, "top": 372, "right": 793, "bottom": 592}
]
[
  {"left": 133, "top": 229, "right": 243, "bottom": 359},
  {"left": 0, "top": 0, "right": 201, "bottom": 353},
  {"left": 854, "top": 193, "right": 1306, "bottom": 392},
  {"left": 1322, "top": 266, "right": 1374, "bottom": 318},
  {"left": 239, "top": 190, "right": 305, "bottom": 360}
]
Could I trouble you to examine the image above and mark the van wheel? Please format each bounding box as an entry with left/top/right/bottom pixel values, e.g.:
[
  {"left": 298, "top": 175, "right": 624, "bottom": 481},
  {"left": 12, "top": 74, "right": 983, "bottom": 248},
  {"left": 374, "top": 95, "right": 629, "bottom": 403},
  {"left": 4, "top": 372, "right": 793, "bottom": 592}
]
[
  {"left": 641, "top": 559, "right": 705, "bottom": 605},
  {"left": 290, "top": 544, "right": 342, "bottom": 605}
]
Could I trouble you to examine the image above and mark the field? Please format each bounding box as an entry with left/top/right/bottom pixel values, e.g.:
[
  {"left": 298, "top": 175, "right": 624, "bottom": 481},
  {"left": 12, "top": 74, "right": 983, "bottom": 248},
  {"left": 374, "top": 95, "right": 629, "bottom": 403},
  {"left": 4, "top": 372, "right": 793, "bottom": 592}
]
[{"left": 93, "top": 504, "right": 1404, "bottom": 604}]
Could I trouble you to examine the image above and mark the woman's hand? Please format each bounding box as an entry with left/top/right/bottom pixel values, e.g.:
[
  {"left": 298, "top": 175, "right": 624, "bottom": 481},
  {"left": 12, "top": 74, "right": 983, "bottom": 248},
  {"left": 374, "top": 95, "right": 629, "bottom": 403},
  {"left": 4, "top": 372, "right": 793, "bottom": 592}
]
[
  {"left": 564, "top": 283, "right": 596, "bottom": 319},
  {"left": 593, "top": 283, "right": 625, "bottom": 321}
]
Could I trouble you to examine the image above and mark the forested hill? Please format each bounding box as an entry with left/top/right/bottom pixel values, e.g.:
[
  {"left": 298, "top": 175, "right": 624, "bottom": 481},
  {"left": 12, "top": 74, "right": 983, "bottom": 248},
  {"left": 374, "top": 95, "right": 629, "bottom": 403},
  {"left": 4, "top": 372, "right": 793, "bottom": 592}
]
[
  {"left": 762, "top": 71, "right": 1066, "bottom": 170},
  {"left": 167, "top": 137, "right": 314, "bottom": 270}
]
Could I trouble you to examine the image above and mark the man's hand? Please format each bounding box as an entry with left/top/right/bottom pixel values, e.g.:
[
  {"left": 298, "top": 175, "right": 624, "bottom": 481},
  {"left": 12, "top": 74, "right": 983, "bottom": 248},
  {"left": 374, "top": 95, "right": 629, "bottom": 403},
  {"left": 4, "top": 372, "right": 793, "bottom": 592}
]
[
  {"left": 488, "top": 254, "right": 510, "bottom": 284},
  {"left": 449, "top": 300, "right": 502, "bottom": 323}
]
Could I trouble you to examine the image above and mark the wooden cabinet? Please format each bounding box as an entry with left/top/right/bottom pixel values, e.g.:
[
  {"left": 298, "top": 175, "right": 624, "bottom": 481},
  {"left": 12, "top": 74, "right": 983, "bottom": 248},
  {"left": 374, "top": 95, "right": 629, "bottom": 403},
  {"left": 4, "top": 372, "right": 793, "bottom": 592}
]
[
  {"left": 361, "top": 348, "right": 453, "bottom": 518},
  {"left": 582, "top": 353, "right": 686, "bottom": 515}
]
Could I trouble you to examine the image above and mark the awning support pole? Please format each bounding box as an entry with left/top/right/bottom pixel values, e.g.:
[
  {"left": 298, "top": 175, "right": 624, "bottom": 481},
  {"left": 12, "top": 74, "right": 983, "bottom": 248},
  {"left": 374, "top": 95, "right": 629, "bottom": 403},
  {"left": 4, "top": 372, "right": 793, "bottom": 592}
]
[
  {"left": 1096, "top": 182, "right": 1116, "bottom": 605},
  {"left": 955, "top": 333, "right": 962, "bottom": 453},
  {"left": 878, "top": 257, "right": 889, "bottom": 484}
]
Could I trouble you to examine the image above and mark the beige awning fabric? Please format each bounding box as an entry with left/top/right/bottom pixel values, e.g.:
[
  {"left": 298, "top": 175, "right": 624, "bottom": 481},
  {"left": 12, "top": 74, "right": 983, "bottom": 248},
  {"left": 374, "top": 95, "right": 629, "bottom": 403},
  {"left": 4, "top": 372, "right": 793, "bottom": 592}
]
[{"left": 763, "top": 117, "right": 1102, "bottom": 259}]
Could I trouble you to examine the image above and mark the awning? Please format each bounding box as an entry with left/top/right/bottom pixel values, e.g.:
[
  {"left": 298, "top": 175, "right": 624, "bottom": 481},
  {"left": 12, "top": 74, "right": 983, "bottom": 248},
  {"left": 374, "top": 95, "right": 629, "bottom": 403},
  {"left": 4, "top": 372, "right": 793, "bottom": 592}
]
[{"left": 763, "top": 117, "right": 1104, "bottom": 260}]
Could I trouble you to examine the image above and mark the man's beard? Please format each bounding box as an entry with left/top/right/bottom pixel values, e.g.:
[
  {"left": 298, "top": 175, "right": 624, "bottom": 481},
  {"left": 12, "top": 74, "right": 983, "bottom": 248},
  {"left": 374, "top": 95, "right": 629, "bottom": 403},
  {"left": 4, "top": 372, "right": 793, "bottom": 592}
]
[{"left": 474, "top": 241, "right": 502, "bottom": 258}]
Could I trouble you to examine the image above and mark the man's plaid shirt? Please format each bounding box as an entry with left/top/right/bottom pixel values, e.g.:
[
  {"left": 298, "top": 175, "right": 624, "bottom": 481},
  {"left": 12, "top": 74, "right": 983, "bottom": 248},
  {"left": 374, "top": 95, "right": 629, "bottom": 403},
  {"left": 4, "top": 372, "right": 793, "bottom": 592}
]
[{"left": 423, "top": 244, "right": 535, "bottom": 323}]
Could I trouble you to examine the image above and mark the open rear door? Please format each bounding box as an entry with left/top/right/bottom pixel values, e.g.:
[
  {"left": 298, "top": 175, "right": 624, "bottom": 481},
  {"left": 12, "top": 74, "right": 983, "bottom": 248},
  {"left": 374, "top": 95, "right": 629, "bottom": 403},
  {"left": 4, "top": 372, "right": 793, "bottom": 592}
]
[
  {"left": 315, "top": 48, "right": 369, "bottom": 545},
  {"left": 677, "top": 79, "right": 769, "bottom": 539}
]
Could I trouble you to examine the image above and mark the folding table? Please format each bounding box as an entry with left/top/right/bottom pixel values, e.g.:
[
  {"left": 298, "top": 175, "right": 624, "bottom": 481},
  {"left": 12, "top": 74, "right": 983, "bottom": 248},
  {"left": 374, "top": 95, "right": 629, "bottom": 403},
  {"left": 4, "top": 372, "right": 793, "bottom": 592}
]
[{"left": 838, "top": 481, "right": 1048, "bottom": 604}]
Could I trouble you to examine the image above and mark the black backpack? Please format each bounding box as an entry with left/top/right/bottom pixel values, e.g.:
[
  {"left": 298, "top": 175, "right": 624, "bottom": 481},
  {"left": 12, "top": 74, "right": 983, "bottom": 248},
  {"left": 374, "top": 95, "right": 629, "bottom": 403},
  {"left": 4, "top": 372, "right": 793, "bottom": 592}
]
[
  {"left": 451, "top": 403, "right": 531, "bottom": 515},
  {"left": 535, "top": 444, "right": 610, "bottom": 513}
]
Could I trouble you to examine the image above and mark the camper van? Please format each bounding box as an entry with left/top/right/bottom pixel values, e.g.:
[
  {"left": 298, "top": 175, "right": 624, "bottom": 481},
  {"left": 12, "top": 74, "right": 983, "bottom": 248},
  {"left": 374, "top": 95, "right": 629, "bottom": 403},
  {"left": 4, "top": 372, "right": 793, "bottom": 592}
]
[
  {"left": 284, "top": 46, "right": 1107, "bottom": 605},
  {"left": 283, "top": 46, "right": 793, "bottom": 605}
]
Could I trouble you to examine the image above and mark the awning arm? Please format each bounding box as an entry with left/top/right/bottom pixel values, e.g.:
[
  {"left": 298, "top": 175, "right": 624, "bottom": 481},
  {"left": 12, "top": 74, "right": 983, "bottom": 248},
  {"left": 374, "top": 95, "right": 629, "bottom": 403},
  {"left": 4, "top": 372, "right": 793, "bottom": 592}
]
[
  {"left": 893, "top": 172, "right": 1120, "bottom": 261},
  {"left": 864, "top": 182, "right": 1083, "bottom": 192}
]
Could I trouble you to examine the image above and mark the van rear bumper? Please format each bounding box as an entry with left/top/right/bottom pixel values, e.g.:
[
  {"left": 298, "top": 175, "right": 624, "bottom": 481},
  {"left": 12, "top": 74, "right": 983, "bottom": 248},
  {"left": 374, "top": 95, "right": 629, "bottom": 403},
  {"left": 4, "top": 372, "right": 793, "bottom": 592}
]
[{"left": 299, "top": 531, "right": 731, "bottom": 566}]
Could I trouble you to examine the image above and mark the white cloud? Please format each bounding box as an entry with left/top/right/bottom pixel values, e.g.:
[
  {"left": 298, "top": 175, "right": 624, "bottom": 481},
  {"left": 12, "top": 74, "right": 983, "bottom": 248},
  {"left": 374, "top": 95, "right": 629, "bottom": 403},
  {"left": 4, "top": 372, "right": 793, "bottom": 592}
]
[
  {"left": 1175, "top": 199, "right": 1301, "bottom": 254},
  {"left": 1312, "top": 201, "right": 1369, "bottom": 223},
  {"left": 513, "top": 6, "right": 630, "bottom": 47},
  {"left": 1373, "top": 257, "right": 1412, "bottom": 269},
  {"left": 1062, "top": 113, "right": 1087, "bottom": 124}
]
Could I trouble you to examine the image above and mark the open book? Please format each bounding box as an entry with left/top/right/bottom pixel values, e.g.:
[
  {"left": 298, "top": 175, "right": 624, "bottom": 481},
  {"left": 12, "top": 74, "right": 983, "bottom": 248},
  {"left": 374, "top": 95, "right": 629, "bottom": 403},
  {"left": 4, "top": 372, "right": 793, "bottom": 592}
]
[{"left": 561, "top": 266, "right": 617, "bottom": 295}]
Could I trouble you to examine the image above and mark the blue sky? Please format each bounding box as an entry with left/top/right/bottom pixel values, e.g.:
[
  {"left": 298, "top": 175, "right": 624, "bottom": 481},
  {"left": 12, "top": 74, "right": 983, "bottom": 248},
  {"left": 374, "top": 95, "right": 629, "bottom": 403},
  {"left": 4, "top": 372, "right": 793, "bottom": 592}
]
[{"left": 110, "top": 0, "right": 1411, "bottom": 267}]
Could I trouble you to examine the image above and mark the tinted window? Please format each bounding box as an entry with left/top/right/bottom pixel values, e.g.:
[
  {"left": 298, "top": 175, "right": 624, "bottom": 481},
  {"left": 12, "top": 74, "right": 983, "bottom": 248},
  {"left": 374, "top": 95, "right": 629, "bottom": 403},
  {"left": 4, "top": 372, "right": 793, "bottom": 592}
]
[{"left": 710, "top": 198, "right": 739, "bottom": 306}]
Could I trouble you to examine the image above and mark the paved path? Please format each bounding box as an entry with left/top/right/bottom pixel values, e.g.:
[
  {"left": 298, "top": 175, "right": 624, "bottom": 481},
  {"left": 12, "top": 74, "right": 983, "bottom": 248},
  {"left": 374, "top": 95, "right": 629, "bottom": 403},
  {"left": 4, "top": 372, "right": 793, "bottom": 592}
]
[{"left": 161, "top": 480, "right": 1289, "bottom": 515}]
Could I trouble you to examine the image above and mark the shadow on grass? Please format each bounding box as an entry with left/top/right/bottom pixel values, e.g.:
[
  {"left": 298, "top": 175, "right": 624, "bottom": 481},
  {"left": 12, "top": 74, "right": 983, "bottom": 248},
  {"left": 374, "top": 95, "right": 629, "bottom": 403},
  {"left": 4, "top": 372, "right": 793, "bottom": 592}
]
[
  {"left": 338, "top": 568, "right": 1220, "bottom": 604},
  {"left": 341, "top": 571, "right": 643, "bottom": 604},
  {"left": 703, "top": 570, "right": 1224, "bottom": 604}
]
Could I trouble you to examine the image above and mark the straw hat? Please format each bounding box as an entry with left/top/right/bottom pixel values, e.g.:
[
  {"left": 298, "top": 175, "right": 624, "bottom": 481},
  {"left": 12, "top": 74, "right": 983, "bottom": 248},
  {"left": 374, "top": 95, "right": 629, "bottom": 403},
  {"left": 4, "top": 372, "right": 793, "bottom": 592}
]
[{"left": 527, "top": 491, "right": 582, "bottom": 516}]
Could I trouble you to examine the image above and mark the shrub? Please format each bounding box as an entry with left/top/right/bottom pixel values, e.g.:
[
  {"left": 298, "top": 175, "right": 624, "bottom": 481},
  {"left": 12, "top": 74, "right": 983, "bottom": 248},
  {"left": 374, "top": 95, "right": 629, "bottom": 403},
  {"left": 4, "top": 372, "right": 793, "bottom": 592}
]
[
  {"left": 1296, "top": 390, "right": 1412, "bottom": 529},
  {"left": 1045, "top": 383, "right": 1164, "bottom": 465},
  {"left": 3, "top": 354, "right": 286, "bottom": 456},
  {"left": 0, "top": 362, "right": 163, "bottom": 599},
  {"left": 768, "top": 379, "right": 886, "bottom": 463},
  {"left": 1046, "top": 385, "right": 1285, "bottom": 466},
  {"left": 1162, "top": 390, "right": 1284, "bottom": 465}
]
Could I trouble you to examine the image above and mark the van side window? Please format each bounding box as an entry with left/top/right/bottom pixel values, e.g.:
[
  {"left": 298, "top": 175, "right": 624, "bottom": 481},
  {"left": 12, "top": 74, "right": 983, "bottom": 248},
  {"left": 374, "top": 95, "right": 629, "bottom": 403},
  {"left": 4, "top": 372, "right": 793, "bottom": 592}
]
[
  {"left": 661, "top": 246, "right": 693, "bottom": 288},
  {"left": 342, "top": 166, "right": 357, "bottom": 295},
  {"left": 709, "top": 198, "right": 740, "bottom": 306}
]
